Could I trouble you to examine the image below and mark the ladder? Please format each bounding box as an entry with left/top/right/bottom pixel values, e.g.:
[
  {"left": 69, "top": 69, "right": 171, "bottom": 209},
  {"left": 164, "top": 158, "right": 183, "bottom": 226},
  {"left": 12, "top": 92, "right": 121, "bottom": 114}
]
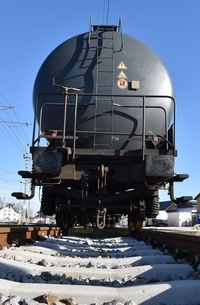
[{"left": 90, "top": 25, "right": 117, "bottom": 148}]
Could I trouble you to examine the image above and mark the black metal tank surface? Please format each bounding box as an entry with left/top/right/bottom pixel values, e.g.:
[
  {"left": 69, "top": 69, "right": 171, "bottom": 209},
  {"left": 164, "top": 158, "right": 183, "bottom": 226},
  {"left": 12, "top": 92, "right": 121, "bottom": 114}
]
[{"left": 33, "top": 25, "right": 174, "bottom": 150}]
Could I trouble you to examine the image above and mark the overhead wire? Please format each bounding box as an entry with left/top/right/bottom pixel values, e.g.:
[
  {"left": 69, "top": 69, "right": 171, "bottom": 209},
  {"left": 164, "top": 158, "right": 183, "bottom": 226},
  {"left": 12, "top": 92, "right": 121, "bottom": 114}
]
[
  {"left": 0, "top": 93, "right": 30, "bottom": 144},
  {"left": 0, "top": 123, "right": 25, "bottom": 153},
  {"left": 0, "top": 117, "right": 27, "bottom": 153},
  {"left": 0, "top": 94, "right": 30, "bottom": 139},
  {"left": 0, "top": 94, "right": 31, "bottom": 152}
]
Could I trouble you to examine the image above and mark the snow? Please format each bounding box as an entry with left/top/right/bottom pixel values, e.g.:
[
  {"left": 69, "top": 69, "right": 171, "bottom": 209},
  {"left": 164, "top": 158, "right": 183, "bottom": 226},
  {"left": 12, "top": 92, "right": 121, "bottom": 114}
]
[
  {"left": 0, "top": 235, "right": 199, "bottom": 304},
  {"left": 1, "top": 280, "right": 200, "bottom": 305}
]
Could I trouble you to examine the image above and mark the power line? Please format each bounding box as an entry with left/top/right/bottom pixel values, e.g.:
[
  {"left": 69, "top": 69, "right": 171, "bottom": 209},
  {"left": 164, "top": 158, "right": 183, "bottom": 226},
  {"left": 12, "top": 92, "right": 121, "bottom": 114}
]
[
  {"left": 0, "top": 120, "right": 30, "bottom": 126},
  {"left": 0, "top": 105, "right": 14, "bottom": 111},
  {"left": 0, "top": 94, "right": 30, "bottom": 144},
  {"left": 0, "top": 123, "right": 25, "bottom": 153},
  {"left": 0, "top": 118, "right": 31, "bottom": 152},
  {"left": 0, "top": 94, "right": 31, "bottom": 152}
]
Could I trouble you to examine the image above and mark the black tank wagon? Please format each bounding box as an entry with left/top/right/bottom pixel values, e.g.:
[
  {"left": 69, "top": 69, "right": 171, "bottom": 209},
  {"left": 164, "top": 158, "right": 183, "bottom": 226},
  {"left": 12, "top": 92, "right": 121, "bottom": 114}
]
[{"left": 13, "top": 21, "right": 191, "bottom": 231}]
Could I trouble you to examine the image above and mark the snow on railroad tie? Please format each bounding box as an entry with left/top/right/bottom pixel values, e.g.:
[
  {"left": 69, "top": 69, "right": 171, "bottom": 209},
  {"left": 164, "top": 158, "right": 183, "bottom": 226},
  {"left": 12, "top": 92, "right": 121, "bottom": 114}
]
[
  {"left": 0, "top": 247, "right": 175, "bottom": 268},
  {"left": 0, "top": 235, "right": 200, "bottom": 305},
  {"left": 1, "top": 280, "right": 200, "bottom": 305},
  {"left": 10, "top": 238, "right": 162, "bottom": 258},
  {"left": 0, "top": 254, "right": 195, "bottom": 285}
]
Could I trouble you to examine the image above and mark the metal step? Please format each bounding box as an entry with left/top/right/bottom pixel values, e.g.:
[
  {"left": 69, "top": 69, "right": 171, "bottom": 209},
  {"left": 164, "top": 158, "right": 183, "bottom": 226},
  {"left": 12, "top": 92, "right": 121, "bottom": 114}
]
[
  {"left": 18, "top": 170, "right": 32, "bottom": 178},
  {"left": 168, "top": 174, "right": 189, "bottom": 182},
  {"left": 12, "top": 192, "right": 30, "bottom": 200},
  {"left": 175, "top": 196, "right": 193, "bottom": 203}
]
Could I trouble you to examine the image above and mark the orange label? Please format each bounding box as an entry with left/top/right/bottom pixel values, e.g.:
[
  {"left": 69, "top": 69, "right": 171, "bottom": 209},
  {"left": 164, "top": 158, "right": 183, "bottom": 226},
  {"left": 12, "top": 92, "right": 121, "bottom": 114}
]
[{"left": 117, "top": 79, "right": 128, "bottom": 89}]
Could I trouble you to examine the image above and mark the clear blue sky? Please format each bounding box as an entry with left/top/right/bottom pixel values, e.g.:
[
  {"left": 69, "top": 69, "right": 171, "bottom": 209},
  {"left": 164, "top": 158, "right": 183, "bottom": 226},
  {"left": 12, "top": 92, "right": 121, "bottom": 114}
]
[{"left": 0, "top": 0, "right": 199, "bottom": 211}]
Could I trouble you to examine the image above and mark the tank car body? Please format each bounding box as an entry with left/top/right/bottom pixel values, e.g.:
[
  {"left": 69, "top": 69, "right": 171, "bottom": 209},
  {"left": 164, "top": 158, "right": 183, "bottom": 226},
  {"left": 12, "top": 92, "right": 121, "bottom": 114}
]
[{"left": 12, "top": 22, "right": 191, "bottom": 231}]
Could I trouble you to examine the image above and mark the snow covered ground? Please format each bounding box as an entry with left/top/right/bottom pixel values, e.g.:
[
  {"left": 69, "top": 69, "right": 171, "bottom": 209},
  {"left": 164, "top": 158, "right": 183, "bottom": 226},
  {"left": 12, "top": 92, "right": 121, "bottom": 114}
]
[{"left": 0, "top": 235, "right": 200, "bottom": 304}]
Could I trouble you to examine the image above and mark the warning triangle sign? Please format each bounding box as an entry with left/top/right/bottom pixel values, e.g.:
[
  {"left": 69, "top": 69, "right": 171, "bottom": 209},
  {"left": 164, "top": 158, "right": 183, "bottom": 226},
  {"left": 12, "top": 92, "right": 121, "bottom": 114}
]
[
  {"left": 117, "top": 71, "right": 127, "bottom": 79},
  {"left": 117, "top": 62, "right": 127, "bottom": 69}
]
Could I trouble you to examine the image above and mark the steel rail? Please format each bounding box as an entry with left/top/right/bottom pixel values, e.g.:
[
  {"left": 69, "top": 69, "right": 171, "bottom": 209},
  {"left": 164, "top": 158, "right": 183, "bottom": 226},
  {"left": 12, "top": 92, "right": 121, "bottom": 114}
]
[
  {"left": 135, "top": 228, "right": 200, "bottom": 255},
  {"left": 0, "top": 225, "right": 60, "bottom": 248}
]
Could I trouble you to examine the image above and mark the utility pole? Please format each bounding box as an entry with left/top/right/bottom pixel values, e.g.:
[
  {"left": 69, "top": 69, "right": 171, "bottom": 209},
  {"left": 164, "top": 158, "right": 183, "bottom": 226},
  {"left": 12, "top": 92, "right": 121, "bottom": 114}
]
[
  {"left": 0, "top": 103, "right": 31, "bottom": 223},
  {"left": 23, "top": 145, "right": 31, "bottom": 224}
]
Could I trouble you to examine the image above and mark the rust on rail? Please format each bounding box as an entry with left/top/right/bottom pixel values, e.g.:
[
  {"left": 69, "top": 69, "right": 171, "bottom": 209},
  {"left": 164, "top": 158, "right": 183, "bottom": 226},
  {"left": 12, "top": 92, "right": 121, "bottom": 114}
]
[
  {"left": 0, "top": 226, "right": 60, "bottom": 248},
  {"left": 135, "top": 228, "right": 200, "bottom": 255}
]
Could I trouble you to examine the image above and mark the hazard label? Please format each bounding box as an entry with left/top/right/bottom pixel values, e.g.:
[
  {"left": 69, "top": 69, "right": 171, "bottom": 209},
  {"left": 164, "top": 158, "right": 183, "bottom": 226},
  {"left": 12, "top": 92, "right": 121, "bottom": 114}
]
[
  {"left": 117, "top": 71, "right": 127, "bottom": 79},
  {"left": 117, "top": 79, "right": 128, "bottom": 89},
  {"left": 117, "top": 62, "right": 127, "bottom": 69}
]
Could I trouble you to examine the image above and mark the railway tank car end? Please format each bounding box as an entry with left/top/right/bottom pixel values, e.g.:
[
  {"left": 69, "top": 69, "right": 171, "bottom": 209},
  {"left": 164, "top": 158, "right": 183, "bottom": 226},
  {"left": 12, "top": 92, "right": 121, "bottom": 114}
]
[{"left": 12, "top": 20, "right": 192, "bottom": 232}]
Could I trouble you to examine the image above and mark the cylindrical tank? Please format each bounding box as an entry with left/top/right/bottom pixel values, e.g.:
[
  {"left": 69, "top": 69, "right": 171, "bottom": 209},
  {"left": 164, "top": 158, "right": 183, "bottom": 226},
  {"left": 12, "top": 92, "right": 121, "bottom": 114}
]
[{"left": 33, "top": 28, "right": 174, "bottom": 150}]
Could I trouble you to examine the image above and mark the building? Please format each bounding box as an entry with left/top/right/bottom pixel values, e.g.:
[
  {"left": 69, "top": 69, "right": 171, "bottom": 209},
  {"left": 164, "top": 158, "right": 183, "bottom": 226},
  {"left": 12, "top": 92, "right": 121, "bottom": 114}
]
[
  {"left": 166, "top": 200, "right": 197, "bottom": 227},
  {"left": 146, "top": 201, "right": 171, "bottom": 226},
  {"left": 0, "top": 204, "right": 20, "bottom": 223},
  {"left": 156, "top": 201, "right": 171, "bottom": 221},
  {"left": 194, "top": 193, "right": 200, "bottom": 224},
  {"left": 194, "top": 193, "right": 200, "bottom": 213}
]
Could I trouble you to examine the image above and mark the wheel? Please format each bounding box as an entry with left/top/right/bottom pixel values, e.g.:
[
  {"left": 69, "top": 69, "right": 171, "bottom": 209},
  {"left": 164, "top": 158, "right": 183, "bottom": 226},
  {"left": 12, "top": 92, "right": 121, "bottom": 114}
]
[
  {"left": 55, "top": 205, "right": 73, "bottom": 235},
  {"left": 41, "top": 187, "right": 56, "bottom": 216},
  {"left": 128, "top": 200, "right": 146, "bottom": 230},
  {"left": 145, "top": 196, "right": 159, "bottom": 218},
  {"left": 128, "top": 204, "right": 138, "bottom": 229}
]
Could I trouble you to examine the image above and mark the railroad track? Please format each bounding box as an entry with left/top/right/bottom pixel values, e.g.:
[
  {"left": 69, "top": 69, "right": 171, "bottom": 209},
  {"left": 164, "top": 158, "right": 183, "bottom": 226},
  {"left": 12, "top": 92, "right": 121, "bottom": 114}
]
[
  {"left": 0, "top": 226, "right": 200, "bottom": 305},
  {"left": 0, "top": 225, "right": 60, "bottom": 248},
  {"left": 134, "top": 227, "right": 200, "bottom": 268}
]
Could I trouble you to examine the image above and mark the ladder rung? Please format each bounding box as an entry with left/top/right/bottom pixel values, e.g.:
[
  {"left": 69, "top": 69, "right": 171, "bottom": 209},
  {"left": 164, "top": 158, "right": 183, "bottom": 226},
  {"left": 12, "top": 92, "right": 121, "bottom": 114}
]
[
  {"left": 89, "top": 46, "right": 114, "bottom": 51},
  {"left": 96, "top": 112, "right": 112, "bottom": 115},
  {"left": 97, "top": 98, "right": 113, "bottom": 101},
  {"left": 95, "top": 127, "right": 112, "bottom": 130},
  {"left": 94, "top": 144, "right": 111, "bottom": 147},
  {"left": 98, "top": 47, "right": 114, "bottom": 50},
  {"left": 90, "top": 48, "right": 113, "bottom": 52},
  {"left": 97, "top": 37, "right": 113, "bottom": 40},
  {"left": 98, "top": 70, "right": 113, "bottom": 73},
  {"left": 97, "top": 84, "right": 113, "bottom": 87},
  {"left": 92, "top": 25, "right": 117, "bottom": 31},
  {"left": 98, "top": 57, "right": 113, "bottom": 59}
]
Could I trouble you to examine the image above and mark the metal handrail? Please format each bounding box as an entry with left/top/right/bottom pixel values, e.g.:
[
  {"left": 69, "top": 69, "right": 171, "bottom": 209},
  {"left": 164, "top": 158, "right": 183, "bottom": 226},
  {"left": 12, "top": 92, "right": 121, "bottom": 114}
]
[
  {"left": 117, "top": 17, "right": 124, "bottom": 52},
  {"left": 34, "top": 92, "right": 176, "bottom": 158}
]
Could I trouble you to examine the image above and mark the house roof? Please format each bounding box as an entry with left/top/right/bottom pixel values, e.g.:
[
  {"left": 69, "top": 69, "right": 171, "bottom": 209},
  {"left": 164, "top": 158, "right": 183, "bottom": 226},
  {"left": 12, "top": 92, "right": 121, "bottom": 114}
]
[
  {"left": 159, "top": 201, "right": 171, "bottom": 211},
  {"left": 0, "top": 203, "right": 20, "bottom": 214},
  {"left": 194, "top": 193, "right": 200, "bottom": 200},
  {"left": 166, "top": 200, "right": 197, "bottom": 213}
]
